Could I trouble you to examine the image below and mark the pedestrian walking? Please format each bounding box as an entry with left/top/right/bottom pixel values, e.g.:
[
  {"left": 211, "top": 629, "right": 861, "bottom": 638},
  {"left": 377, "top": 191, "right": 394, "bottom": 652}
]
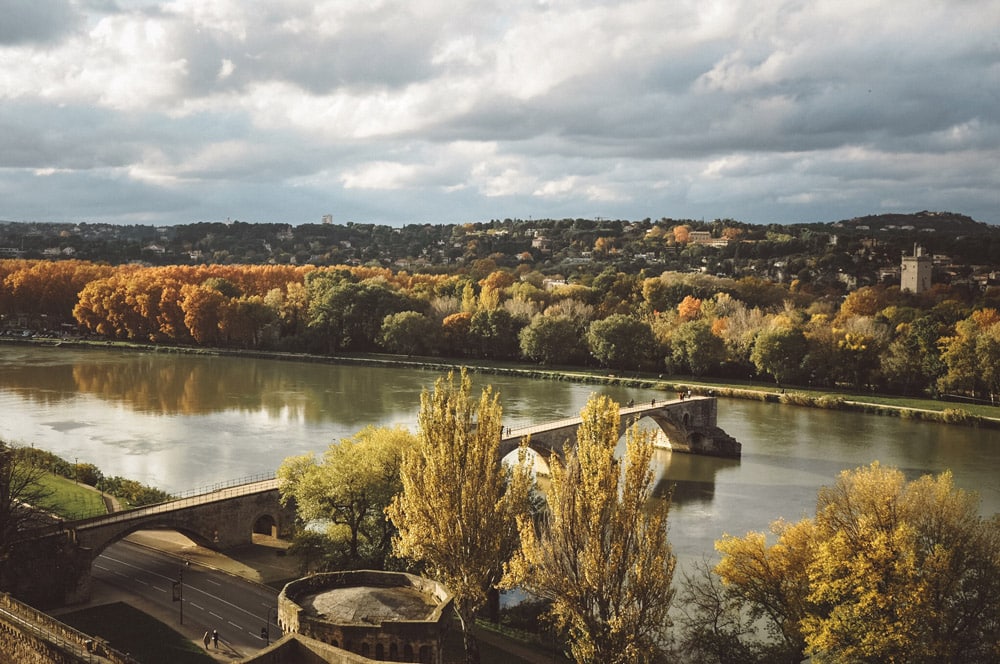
[{"left": 212, "top": 629, "right": 219, "bottom": 648}]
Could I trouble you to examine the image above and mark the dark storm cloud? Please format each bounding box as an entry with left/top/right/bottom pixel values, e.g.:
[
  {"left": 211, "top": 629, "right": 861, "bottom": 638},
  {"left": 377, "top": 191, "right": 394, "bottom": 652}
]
[{"left": 0, "top": 0, "right": 82, "bottom": 44}]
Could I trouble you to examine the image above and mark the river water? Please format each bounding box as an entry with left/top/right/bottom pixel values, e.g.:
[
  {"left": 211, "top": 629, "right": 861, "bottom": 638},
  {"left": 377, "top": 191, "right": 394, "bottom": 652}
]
[{"left": 1, "top": 343, "right": 998, "bottom": 565}]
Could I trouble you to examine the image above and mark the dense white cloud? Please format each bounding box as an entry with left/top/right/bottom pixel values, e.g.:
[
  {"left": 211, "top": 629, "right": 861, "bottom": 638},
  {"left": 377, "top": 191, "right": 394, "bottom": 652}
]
[{"left": 0, "top": 0, "right": 997, "bottom": 226}]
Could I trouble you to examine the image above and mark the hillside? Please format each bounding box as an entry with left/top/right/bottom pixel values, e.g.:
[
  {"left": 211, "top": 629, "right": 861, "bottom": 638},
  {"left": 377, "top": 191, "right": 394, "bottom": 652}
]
[{"left": 829, "top": 211, "right": 989, "bottom": 234}]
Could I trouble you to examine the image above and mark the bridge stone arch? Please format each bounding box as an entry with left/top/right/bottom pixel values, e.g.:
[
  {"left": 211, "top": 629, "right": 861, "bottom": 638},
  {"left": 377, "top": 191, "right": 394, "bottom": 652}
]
[
  {"left": 18, "top": 479, "right": 295, "bottom": 605},
  {"left": 500, "top": 397, "right": 740, "bottom": 463}
]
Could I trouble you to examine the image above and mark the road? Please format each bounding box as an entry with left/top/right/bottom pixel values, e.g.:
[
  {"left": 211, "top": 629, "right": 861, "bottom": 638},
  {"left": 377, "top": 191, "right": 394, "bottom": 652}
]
[{"left": 93, "top": 540, "right": 281, "bottom": 656}]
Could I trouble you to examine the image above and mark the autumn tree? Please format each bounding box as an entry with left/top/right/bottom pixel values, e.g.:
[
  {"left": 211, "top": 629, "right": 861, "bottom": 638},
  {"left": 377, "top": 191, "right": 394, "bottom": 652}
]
[
  {"left": 677, "top": 295, "right": 703, "bottom": 321},
  {"left": 387, "top": 370, "right": 532, "bottom": 664},
  {"left": 712, "top": 463, "right": 1000, "bottom": 664},
  {"left": 939, "top": 309, "right": 1000, "bottom": 399},
  {"left": 440, "top": 312, "right": 473, "bottom": 356},
  {"left": 505, "top": 395, "right": 676, "bottom": 664},
  {"left": 278, "top": 426, "right": 415, "bottom": 570}
]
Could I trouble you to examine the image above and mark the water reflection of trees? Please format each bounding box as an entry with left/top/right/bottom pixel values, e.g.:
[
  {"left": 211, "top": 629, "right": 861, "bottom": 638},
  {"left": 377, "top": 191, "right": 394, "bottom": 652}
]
[
  {"left": 0, "top": 352, "right": 398, "bottom": 425},
  {"left": 64, "top": 355, "right": 437, "bottom": 424}
]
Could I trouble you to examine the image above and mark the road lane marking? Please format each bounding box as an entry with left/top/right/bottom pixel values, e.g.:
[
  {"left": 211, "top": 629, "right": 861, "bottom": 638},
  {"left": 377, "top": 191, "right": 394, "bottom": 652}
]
[
  {"left": 191, "top": 602, "right": 204, "bottom": 610},
  {"left": 100, "top": 547, "right": 277, "bottom": 621},
  {"left": 153, "top": 586, "right": 166, "bottom": 593},
  {"left": 228, "top": 621, "right": 243, "bottom": 631},
  {"left": 135, "top": 579, "right": 149, "bottom": 586},
  {"left": 210, "top": 612, "right": 223, "bottom": 620}
]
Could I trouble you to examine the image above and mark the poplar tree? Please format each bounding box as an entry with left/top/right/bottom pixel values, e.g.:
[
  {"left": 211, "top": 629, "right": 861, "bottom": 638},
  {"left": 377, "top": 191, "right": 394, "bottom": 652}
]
[
  {"left": 504, "top": 395, "right": 676, "bottom": 664},
  {"left": 387, "top": 370, "right": 531, "bottom": 664}
]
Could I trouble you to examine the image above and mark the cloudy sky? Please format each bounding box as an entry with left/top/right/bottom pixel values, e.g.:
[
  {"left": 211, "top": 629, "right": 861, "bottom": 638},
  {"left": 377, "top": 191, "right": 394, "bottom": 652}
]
[{"left": 1, "top": 0, "right": 998, "bottom": 227}]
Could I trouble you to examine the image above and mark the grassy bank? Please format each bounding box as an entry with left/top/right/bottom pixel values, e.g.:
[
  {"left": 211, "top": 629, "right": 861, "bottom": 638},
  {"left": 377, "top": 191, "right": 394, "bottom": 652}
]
[
  {"left": 34, "top": 472, "right": 108, "bottom": 520},
  {"left": 58, "top": 602, "right": 214, "bottom": 664}
]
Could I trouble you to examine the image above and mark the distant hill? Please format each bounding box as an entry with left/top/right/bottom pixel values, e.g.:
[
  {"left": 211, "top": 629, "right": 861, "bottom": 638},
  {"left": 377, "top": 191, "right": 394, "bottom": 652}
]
[{"left": 828, "top": 211, "right": 990, "bottom": 234}]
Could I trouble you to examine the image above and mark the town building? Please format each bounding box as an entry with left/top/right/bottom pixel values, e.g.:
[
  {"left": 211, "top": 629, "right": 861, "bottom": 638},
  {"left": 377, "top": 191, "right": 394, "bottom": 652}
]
[{"left": 901, "top": 244, "right": 932, "bottom": 293}]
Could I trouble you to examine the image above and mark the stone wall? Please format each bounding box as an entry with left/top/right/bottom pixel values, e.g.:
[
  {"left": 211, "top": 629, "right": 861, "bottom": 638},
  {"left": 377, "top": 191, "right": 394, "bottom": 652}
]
[
  {"left": 279, "top": 571, "right": 453, "bottom": 664},
  {"left": 0, "top": 593, "right": 135, "bottom": 664},
  {"left": 238, "top": 634, "right": 374, "bottom": 664}
]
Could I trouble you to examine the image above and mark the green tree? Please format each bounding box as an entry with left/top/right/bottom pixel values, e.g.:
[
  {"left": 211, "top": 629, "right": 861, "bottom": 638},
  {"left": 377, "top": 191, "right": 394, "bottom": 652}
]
[
  {"left": 306, "top": 272, "right": 417, "bottom": 352},
  {"left": 278, "top": 426, "right": 415, "bottom": 570},
  {"left": 587, "top": 314, "right": 658, "bottom": 370},
  {"left": 379, "top": 311, "right": 437, "bottom": 356},
  {"left": 750, "top": 325, "right": 808, "bottom": 385},
  {"left": 468, "top": 308, "right": 522, "bottom": 360},
  {"left": 670, "top": 319, "right": 726, "bottom": 376},
  {"left": 518, "top": 315, "right": 585, "bottom": 365},
  {"left": 975, "top": 321, "right": 1000, "bottom": 403},
  {"left": 387, "top": 371, "right": 532, "bottom": 664},
  {"left": 880, "top": 316, "right": 945, "bottom": 395},
  {"left": 504, "top": 395, "right": 676, "bottom": 664}
]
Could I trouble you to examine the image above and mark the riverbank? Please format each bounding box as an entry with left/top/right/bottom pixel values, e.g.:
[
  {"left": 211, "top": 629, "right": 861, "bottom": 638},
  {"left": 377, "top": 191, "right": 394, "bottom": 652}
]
[{"left": 8, "top": 335, "right": 1000, "bottom": 430}]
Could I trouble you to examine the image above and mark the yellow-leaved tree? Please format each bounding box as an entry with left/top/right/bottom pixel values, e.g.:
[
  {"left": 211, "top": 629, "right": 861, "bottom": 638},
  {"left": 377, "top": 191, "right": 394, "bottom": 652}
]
[
  {"left": 504, "top": 395, "right": 676, "bottom": 664},
  {"left": 710, "top": 462, "right": 1000, "bottom": 664},
  {"left": 386, "top": 370, "right": 531, "bottom": 664}
]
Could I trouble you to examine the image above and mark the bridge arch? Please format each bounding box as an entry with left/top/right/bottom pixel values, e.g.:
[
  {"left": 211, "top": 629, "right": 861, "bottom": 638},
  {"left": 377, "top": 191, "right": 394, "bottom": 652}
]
[
  {"left": 500, "top": 397, "right": 740, "bottom": 465},
  {"left": 253, "top": 512, "right": 279, "bottom": 537},
  {"left": 18, "top": 479, "right": 297, "bottom": 605}
]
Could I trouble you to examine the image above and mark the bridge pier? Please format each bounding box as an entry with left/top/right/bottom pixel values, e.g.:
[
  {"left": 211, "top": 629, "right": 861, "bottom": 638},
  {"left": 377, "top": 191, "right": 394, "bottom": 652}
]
[{"left": 501, "top": 396, "right": 741, "bottom": 461}]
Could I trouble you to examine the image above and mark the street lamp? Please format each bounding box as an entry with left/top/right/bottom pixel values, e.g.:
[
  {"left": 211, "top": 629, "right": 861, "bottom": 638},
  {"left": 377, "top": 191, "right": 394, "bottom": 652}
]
[
  {"left": 262, "top": 607, "right": 277, "bottom": 645},
  {"left": 172, "top": 568, "right": 183, "bottom": 625}
]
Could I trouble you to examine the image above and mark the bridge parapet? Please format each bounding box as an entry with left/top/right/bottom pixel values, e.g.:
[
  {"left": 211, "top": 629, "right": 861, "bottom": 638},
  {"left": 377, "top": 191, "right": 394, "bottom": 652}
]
[{"left": 501, "top": 396, "right": 740, "bottom": 460}]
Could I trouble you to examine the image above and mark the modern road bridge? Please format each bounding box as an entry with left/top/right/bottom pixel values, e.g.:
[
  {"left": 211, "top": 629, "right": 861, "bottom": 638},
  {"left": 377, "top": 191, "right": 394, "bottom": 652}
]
[{"left": 18, "top": 475, "right": 295, "bottom": 606}]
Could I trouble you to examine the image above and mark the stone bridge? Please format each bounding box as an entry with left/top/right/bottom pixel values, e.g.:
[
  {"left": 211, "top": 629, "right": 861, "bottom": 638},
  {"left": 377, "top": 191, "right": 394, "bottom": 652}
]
[
  {"left": 500, "top": 396, "right": 740, "bottom": 461},
  {"left": 17, "top": 476, "right": 295, "bottom": 606}
]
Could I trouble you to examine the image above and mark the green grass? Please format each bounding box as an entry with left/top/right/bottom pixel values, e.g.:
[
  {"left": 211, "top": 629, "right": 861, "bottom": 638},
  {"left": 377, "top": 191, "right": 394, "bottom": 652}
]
[
  {"left": 58, "top": 602, "right": 215, "bottom": 664},
  {"left": 34, "top": 472, "right": 108, "bottom": 519}
]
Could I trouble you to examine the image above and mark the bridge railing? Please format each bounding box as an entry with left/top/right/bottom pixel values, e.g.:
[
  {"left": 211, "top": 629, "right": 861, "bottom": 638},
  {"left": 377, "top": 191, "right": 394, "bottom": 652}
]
[
  {"left": 28, "top": 473, "right": 280, "bottom": 535},
  {"left": 170, "top": 471, "right": 278, "bottom": 501}
]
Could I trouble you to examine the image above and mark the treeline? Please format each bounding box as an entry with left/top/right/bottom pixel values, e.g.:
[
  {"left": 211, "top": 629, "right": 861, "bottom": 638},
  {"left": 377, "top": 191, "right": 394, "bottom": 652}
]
[{"left": 4, "top": 258, "right": 1000, "bottom": 401}]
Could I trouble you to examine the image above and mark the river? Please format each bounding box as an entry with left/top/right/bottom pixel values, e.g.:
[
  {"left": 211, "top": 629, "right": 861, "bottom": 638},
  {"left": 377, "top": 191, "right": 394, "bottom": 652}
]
[{"left": 1, "top": 343, "right": 998, "bottom": 566}]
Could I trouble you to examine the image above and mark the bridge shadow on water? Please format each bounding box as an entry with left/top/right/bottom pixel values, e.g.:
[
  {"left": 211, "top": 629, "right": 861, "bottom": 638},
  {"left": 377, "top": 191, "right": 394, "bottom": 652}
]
[{"left": 651, "top": 450, "right": 741, "bottom": 507}]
